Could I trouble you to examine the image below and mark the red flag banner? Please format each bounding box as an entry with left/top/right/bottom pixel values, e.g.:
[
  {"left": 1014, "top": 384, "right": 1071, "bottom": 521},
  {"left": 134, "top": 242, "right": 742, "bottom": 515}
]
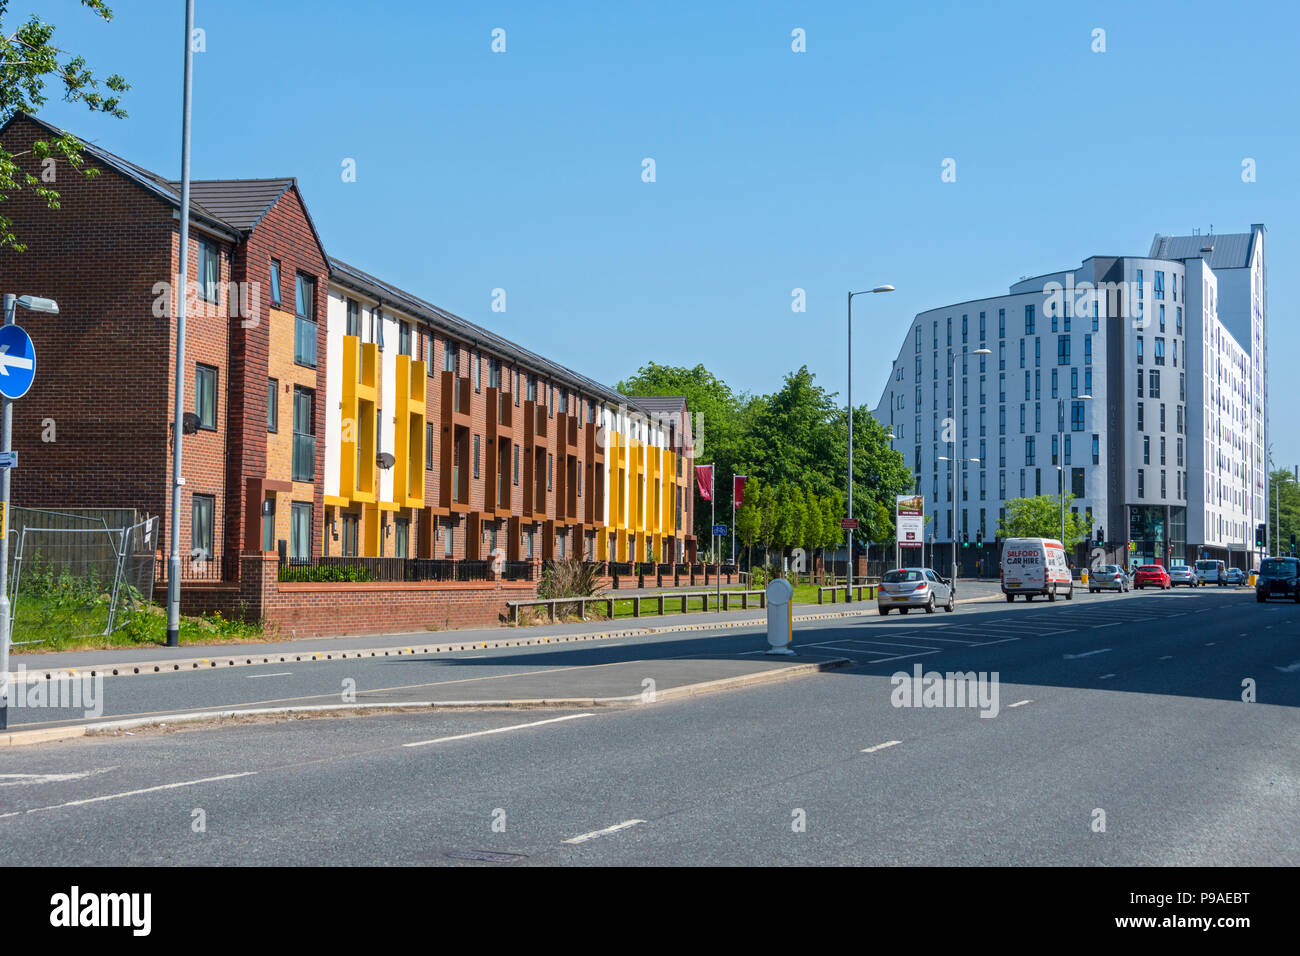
[
  {"left": 733, "top": 475, "right": 747, "bottom": 508},
  {"left": 695, "top": 464, "right": 714, "bottom": 501}
]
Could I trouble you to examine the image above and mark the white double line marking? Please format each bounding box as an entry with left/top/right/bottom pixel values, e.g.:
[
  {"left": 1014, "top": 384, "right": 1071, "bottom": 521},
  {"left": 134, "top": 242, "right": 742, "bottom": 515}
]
[{"left": 0, "top": 772, "right": 257, "bottom": 819}]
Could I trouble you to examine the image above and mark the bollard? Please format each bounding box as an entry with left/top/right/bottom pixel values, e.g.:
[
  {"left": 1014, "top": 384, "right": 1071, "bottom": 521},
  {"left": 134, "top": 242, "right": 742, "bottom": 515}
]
[{"left": 765, "top": 578, "right": 795, "bottom": 656}]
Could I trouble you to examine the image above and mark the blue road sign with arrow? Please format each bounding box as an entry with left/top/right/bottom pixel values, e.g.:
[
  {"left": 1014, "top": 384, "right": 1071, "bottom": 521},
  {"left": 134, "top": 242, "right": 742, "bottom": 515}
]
[{"left": 0, "top": 325, "right": 36, "bottom": 400}]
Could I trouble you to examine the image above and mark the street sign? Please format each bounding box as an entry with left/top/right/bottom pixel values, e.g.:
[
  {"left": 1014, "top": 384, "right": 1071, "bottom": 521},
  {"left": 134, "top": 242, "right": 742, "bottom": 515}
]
[
  {"left": 1128, "top": 542, "right": 1136, "bottom": 552},
  {"left": 840, "top": 518, "right": 859, "bottom": 530},
  {"left": 712, "top": 524, "right": 727, "bottom": 536},
  {"left": 0, "top": 451, "right": 15, "bottom": 469},
  {"left": 0, "top": 325, "right": 36, "bottom": 400}
]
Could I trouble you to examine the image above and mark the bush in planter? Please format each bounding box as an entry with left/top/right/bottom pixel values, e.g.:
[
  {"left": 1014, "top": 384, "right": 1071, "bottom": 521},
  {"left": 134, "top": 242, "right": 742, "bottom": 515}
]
[{"left": 538, "top": 558, "right": 605, "bottom": 618}]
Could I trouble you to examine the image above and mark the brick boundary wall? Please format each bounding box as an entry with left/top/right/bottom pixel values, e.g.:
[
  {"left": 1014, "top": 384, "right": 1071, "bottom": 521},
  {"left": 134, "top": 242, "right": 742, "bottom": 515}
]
[{"left": 179, "top": 555, "right": 540, "bottom": 638}]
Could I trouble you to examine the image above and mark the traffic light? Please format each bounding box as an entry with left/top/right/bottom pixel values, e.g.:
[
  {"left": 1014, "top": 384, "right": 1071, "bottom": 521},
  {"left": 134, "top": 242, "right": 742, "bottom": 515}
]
[
  {"left": 976, "top": 529, "right": 983, "bottom": 546},
  {"left": 960, "top": 531, "right": 968, "bottom": 548},
  {"left": 1255, "top": 523, "right": 1267, "bottom": 549},
  {"left": 1095, "top": 527, "right": 1105, "bottom": 547},
  {"left": 1292, "top": 533, "right": 1297, "bottom": 555}
]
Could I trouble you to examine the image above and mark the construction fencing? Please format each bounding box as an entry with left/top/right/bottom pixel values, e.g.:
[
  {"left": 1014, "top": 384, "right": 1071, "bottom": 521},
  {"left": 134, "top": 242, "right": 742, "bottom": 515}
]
[{"left": 6, "top": 508, "right": 158, "bottom": 646}]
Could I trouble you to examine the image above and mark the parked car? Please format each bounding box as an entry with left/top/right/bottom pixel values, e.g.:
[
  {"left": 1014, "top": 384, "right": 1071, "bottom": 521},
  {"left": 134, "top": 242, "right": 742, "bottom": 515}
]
[
  {"left": 1195, "top": 559, "right": 1227, "bottom": 587},
  {"left": 1255, "top": 557, "right": 1300, "bottom": 603},
  {"left": 1088, "top": 564, "right": 1129, "bottom": 593},
  {"left": 878, "top": 568, "right": 955, "bottom": 615},
  {"left": 1224, "top": 567, "right": 1247, "bottom": 587},
  {"left": 1133, "top": 564, "right": 1171, "bottom": 589},
  {"left": 1001, "top": 537, "right": 1074, "bottom": 602},
  {"left": 1167, "top": 564, "right": 1197, "bottom": 587}
]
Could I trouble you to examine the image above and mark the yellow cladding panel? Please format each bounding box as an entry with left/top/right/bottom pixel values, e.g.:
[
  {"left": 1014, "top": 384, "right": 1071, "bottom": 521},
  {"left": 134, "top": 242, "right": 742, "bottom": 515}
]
[
  {"left": 340, "top": 336, "right": 378, "bottom": 504},
  {"left": 393, "top": 355, "right": 427, "bottom": 509}
]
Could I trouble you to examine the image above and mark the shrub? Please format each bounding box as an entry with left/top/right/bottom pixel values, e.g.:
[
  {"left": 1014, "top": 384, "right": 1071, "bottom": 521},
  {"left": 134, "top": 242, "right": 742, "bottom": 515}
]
[
  {"left": 537, "top": 558, "right": 604, "bottom": 618},
  {"left": 277, "top": 563, "right": 373, "bottom": 583}
]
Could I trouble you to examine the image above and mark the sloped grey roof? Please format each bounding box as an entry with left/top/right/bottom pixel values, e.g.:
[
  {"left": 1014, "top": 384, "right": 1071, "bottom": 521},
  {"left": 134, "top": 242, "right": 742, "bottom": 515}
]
[
  {"left": 169, "top": 178, "right": 294, "bottom": 233},
  {"left": 328, "top": 256, "right": 638, "bottom": 411},
  {"left": 1149, "top": 232, "right": 1254, "bottom": 269},
  {"left": 627, "top": 395, "right": 687, "bottom": 416}
]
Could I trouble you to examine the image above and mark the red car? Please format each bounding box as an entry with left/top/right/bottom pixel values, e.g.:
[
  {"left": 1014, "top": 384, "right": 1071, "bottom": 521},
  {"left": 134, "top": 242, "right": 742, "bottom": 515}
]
[{"left": 1133, "top": 564, "right": 1171, "bottom": 589}]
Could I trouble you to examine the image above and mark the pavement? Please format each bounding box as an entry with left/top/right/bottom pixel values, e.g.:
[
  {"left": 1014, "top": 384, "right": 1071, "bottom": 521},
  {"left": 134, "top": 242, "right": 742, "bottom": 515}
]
[{"left": 0, "top": 585, "right": 1295, "bottom": 865}]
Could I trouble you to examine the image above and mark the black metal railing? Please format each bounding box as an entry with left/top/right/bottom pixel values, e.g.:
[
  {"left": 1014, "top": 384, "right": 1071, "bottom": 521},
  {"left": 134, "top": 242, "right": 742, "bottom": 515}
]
[
  {"left": 278, "top": 557, "right": 493, "bottom": 583},
  {"left": 156, "top": 550, "right": 240, "bottom": 583},
  {"left": 500, "top": 561, "right": 534, "bottom": 581}
]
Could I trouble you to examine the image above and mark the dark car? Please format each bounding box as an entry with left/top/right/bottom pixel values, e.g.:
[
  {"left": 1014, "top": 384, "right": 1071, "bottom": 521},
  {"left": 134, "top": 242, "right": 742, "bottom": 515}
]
[
  {"left": 1255, "top": 557, "right": 1300, "bottom": 603},
  {"left": 1133, "top": 564, "right": 1171, "bottom": 589}
]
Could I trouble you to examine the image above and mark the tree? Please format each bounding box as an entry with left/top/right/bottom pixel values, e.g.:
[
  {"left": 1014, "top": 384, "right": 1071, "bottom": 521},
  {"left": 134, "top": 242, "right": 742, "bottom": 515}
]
[
  {"left": 1267, "top": 468, "right": 1300, "bottom": 555},
  {"left": 998, "top": 494, "right": 1089, "bottom": 546},
  {"left": 1, "top": 1, "right": 130, "bottom": 251},
  {"left": 735, "top": 477, "right": 762, "bottom": 570}
]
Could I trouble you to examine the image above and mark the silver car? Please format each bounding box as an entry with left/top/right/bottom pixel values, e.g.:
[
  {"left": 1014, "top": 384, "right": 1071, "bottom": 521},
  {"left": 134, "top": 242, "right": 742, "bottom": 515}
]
[
  {"left": 1225, "top": 567, "right": 1247, "bottom": 586},
  {"left": 1168, "top": 564, "right": 1197, "bottom": 587},
  {"left": 1089, "top": 564, "right": 1128, "bottom": 593},
  {"left": 878, "top": 568, "right": 955, "bottom": 615}
]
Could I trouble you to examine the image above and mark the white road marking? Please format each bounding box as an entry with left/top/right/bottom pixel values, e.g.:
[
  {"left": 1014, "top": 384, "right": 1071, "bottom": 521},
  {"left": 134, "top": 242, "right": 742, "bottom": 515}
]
[
  {"left": 246, "top": 672, "right": 293, "bottom": 679},
  {"left": 864, "top": 649, "right": 942, "bottom": 663},
  {"left": 1274, "top": 662, "right": 1300, "bottom": 673},
  {"left": 0, "top": 772, "right": 256, "bottom": 818},
  {"left": 861, "top": 740, "right": 902, "bottom": 753},
  {"left": 1091, "top": 622, "right": 1124, "bottom": 629},
  {"left": 1158, "top": 655, "right": 1173, "bottom": 661},
  {"left": 562, "top": 819, "right": 646, "bottom": 844},
  {"left": 1007, "top": 699, "right": 1033, "bottom": 709},
  {"left": 403, "top": 712, "right": 593, "bottom": 748},
  {"left": 0, "top": 768, "right": 115, "bottom": 788},
  {"left": 973, "top": 637, "right": 1020, "bottom": 646},
  {"left": 1206, "top": 642, "right": 1216, "bottom": 646},
  {"left": 1098, "top": 673, "right": 1116, "bottom": 680},
  {"left": 1064, "top": 649, "right": 1111, "bottom": 659}
]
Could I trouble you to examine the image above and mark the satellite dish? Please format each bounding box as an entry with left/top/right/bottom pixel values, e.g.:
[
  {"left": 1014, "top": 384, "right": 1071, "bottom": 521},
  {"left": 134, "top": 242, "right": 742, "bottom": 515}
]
[
  {"left": 182, "top": 412, "right": 201, "bottom": 435},
  {"left": 376, "top": 451, "right": 395, "bottom": 469}
]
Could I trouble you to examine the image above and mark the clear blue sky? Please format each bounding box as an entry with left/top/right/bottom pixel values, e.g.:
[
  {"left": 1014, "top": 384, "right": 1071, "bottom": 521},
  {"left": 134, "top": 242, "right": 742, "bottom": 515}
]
[{"left": 20, "top": 0, "right": 1300, "bottom": 466}]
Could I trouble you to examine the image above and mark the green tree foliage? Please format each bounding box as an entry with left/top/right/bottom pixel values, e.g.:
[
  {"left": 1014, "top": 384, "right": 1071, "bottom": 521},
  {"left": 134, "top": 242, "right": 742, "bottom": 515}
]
[
  {"left": 998, "top": 494, "right": 1090, "bottom": 546},
  {"left": 1, "top": 1, "right": 130, "bottom": 250},
  {"left": 1268, "top": 468, "right": 1300, "bottom": 555}
]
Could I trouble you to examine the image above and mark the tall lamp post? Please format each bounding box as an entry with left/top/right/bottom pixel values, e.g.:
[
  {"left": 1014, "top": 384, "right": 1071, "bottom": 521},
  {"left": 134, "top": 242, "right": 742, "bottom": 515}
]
[
  {"left": 942, "top": 347, "right": 990, "bottom": 592},
  {"left": 1056, "top": 394, "right": 1092, "bottom": 555},
  {"left": 846, "top": 284, "right": 894, "bottom": 600},
  {"left": 1, "top": 293, "right": 59, "bottom": 732}
]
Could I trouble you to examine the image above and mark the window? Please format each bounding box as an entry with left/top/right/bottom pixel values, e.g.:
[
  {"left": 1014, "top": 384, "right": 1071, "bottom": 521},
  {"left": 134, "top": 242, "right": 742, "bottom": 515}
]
[
  {"left": 426, "top": 423, "right": 434, "bottom": 469},
  {"left": 1159, "top": 304, "right": 1166, "bottom": 333},
  {"left": 1176, "top": 306, "right": 1183, "bottom": 335},
  {"left": 1051, "top": 433, "right": 1058, "bottom": 465},
  {"left": 962, "top": 314, "right": 968, "bottom": 343},
  {"left": 490, "top": 357, "right": 501, "bottom": 389},
  {"left": 294, "top": 274, "right": 317, "bottom": 367},
  {"left": 374, "top": 307, "right": 383, "bottom": 350},
  {"left": 1084, "top": 334, "right": 1092, "bottom": 365},
  {"left": 267, "top": 378, "right": 278, "bottom": 433},
  {"left": 1025, "top": 436, "right": 1035, "bottom": 465},
  {"left": 1137, "top": 335, "right": 1144, "bottom": 365},
  {"left": 1019, "top": 339, "right": 1026, "bottom": 368},
  {"left": 1137, "top": 368, "right": 1144, "bottom": 398},
  {"left": 999, "top": 309, "right": 1006, "bottom": 338},
  {"left": 197, "top": 240, "right": 220, "bottom": 304},
  {"left": 443, "top": 522, "right": 454, "bottom": 558},
  {"left": 290, "top": 502, "right": 312, "bottom": 561},
  {"left": 1137, "top": 470, "right": 1145, "bottom": 499},
  {"left": 1092, "top": 434, "right": 1100, "bottom": 465},
  {"left": 1160, "top": 436, "right": 1166, "bottom": 466},
  {"left": 1154, "top": 270, "right": 1164, "bottom": 300},
  {"left": 473, "top": 353, "right": 481, "bottom": 392},
  {"left": 1051, "top": 368, "right": 1058, "bottom": 399},
  {"left": 292, "top": 387, "right": 315, "bottom": 482},
  {"left": 1035, "top": 338, "right": 1041, "bottom": 367},
  {"left": 1070, "top": 367, "right": 1078, "bottom": 397},
  {"left": 1085, "top": 367, "right": 1092, "bottom": 393},
  {"left": 444, "top": 341, "right": 457, "bottom": 373},
  {"left": 346, "top": 298, "right": 360, "bottom": 337},
  {"left": 527, "top": 374, "right": 537, "bottom": 402},
  {"left": 1143, "top": 436, "right": 1150, "bottom": 465},
  {"left": 1057, "top": 335, "right": 1070, "bottom": 365},
  {"left": 1159, "top": 404, "right": 1166, "bottom": 432},
  {"left": 513, "top": 444, "right": 520, "bottom": 485},
  {"left": 270, "top": 260, "right": 283, "bottom": 308},
  {"left": 262, "top": 496, "right": 275, "bottom": 552},
  {"left": 191, "top": 494, "right": 214, "bottom": 559},
  {"left": 547, "top": 453, "right": 553, "bottom": 491},
  {"left": 399, "top": 321, "right": 411, "bottom": 356},
  {"left": 195, "top": 364, "right": 217, "bottom": 430},
  {"left": 1025, "top": 304, "right": 1035, "bottom": 335},
  {"left": 1064, "top": 435, "right": 1072, "bottom": 465},
  {"left": 1071, "top": 401, "right": 1084, "bottom": 432},
  {"left": 1149, "top": 369, "right": 1160, "bottom": 398},
  {"left": 473, "top": 434, "right": 480, "bottom": 478},
  {"left": 394, "top": 518, "right": 409, "bottom": 559},
  {"left": 1137, "top": 402, "right": 1145, "bottom": 431},
  {"left": 999, "top": 341, "right": 1006, "bottom": 370}
]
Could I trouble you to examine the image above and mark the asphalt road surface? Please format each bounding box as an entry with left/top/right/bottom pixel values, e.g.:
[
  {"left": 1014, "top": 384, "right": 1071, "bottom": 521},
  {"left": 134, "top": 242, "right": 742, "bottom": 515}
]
[{"left": 2, "top": 587, "right": 1297, "bottom": 865}]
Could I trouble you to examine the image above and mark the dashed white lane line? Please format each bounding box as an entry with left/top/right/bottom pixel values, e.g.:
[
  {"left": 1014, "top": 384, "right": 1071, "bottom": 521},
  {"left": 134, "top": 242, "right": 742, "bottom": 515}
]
[
  {"left": 247, "top": 672, "right": 293, "bottom": 679},
  {"left": 403, "top": 713, "right": 593, "bottom": 748},
  {"left": 1098, "top": 674, "right": 1117, "bottom": 680},
  {"left": 0, "top": 772, "right": 257, "bottom": 819},
  {"left": 1158, "top": 655, "right": 1173, "bottom": 661},
  {"left": 861, "top": 740, "right": 902, "bottom": 753},
  {"left": 1007, "top": 699, "right": 1034, "bottom": 709},
  {"left": 1064, "top": 648, "right": 1111, "bottom": 659},
  {"left": 1092, "top": 622, "right": 1124, "bottom": 629},
  {"left": 563, "top": 819, "right": 646, "bottom": 844}
]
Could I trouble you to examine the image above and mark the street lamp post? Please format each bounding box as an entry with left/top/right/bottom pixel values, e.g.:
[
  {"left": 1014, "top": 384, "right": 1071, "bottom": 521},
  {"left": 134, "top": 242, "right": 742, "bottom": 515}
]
[
  {"left": 0, "top": 293, "right": 59, "bottom": 732},
  {"left": 942, "top": 347, "right": 990, "bottom": 592},
  {"left": 846, "top": 284, "right": 894, "bottom": 600}
]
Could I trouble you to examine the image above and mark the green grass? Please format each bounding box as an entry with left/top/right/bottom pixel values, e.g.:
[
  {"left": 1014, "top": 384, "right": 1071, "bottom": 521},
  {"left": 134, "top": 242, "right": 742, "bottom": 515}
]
[{"left": 11, "top": 598, "right": 265, "bottom": 654}]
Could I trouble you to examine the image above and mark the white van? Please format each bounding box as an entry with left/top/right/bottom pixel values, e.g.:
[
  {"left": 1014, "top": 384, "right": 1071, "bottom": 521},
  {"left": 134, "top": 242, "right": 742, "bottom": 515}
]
[
  {"left": 1001, "top": 537, "right": 1074, "bottom": 602},
  {"left": 1194, "top": 559, "right": 1226, "bottom": 587}
]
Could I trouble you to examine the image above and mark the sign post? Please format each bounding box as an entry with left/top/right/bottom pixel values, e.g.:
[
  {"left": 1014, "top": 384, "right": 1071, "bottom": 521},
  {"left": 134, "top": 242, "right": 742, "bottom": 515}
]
[
  {"left": 1, "top": 294, "right": 53, "bottom": 731},
  {"left": 896, "top": 494, "right": 925, "bottom": 576}
]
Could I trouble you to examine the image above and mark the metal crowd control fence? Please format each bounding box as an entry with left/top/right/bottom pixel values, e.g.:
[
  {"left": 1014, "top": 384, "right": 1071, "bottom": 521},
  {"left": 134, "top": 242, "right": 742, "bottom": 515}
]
[{"left": 8, "top": 514, "right": 158, "bottom": 645}]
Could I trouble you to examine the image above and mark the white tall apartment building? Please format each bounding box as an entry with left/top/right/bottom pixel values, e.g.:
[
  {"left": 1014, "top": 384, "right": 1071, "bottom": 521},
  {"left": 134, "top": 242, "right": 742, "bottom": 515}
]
[{"left": 872, "top": 225, "right": 1266, "bottom": 568}]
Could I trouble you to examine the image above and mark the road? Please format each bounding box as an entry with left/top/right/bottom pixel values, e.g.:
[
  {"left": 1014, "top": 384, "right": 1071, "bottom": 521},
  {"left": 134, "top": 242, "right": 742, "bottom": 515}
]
[{"left": 2, "top": 586, "right": 1297, "bottom": 865}]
